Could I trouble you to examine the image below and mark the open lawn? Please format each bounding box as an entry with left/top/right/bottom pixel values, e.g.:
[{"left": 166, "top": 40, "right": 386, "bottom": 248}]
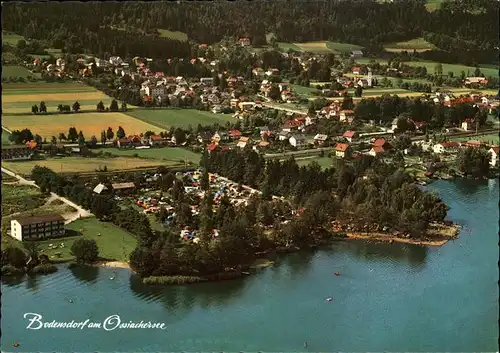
[
  {"left": 1, "top": 65, "right": 40, "bottom": 80},
  {"left": 2, "top": 112, "right": 159, "bottom": 140},
  {"left": 425, "top": 0, "right": 445, "bottom": 11},
  {"left": 295, "top": 41, "right": 332, "bottom": 53},
  {"left": 384, "top": 37, "right": 436, "bottom": 52},
  {"left": 126, "top": 108, "right": 235, "bottom": 129},
  {"left": 277, "top": 42, "right": 303, "bottom": 52},
  {"left": 157, "top": 29, "right": 188, "bottom": 41},
  {"left": 326, "top": 41, "right": 364, "bottom": 53},
  {"left": 3, "top": 156, "right": 171, "bottom": 175},
  {"left": 296, "top": 156, "right": 334, "bottom": 169},
  {"left": 2, "top": 129, "right": 12, "bottom": 145},
  {"left": 2, "top": 218, "right": 138, "bottom": 262},
  {"left": 291, "top": 84, "right": 319, "bottom": 98},
  {"left": 449, "top": 133, "right": 499, "bottom": 145},
  {"left": 1, "top": 82, "right": 116, "bottom": 114},
  {"left": 2, "top": 31, "right": 26, "bottom": 46},
  {"left": 93, "top": 147, "right": 201, "bottom": 164}
]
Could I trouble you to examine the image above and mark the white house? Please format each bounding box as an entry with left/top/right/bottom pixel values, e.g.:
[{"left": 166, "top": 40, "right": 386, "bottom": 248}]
[
  {"left": 433, "top": 142, "right": 460, "bottom": 154},
  {"left": 289, "top": 134, "right": 308, "bottom": 149},
  {"left": 93, "top": 183, "right": 108, "bottom": 194},
  {"left": 461, "top": 119, "right": 474, "bottom": 131},
  {"left": 109, "top": 56, "right": 123, "bottom": 66},
  {"left": 489, "top": 146, "right": 499, "bottom": 167},
  {"left": 335, "top": 143, "right": 350, "bottom": 158},
  {"left": 313, "top": 134, "right": 328, "bottom": 145}
]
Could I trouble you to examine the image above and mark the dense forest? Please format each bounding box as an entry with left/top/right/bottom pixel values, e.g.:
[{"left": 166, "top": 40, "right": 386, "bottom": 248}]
[{"left": 2, "top": 0, "right": 497, "bottom": 63}]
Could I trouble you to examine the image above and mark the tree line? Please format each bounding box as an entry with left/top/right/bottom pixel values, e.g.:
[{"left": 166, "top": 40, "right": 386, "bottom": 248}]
[{"left": 2, "top": 1, "right": 496, "bottom": 64}]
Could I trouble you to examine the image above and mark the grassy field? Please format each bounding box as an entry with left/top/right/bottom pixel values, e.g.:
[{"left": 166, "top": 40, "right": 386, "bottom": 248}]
[
  {"left": 2, "top": 156, "right": 172, "bottom": 175},
  {"left": 278, "top": 41, "right": 362, "bottom": 54},
  {"left": 354, "top": 58, "right": 498, "bottom": 78},
  {"left": 449, "top": 133, "right": 499, "bottom": 145},
  {"left": 2, "top": 129, "right": 12, "bottom": 145},
  {"left": 277, "top": 42, "right": 303, "bottom": 52},
  {"left": 2, "top": 112, "right": 159, "bottom": 140},
  {"left": 1, "top": 184, "right": 46, "bottom": 217},
  {"left": 2, "top": 217, "right": 138, "bottom": 262},
  {"left": 1, "top": 82, "right": 115, "bottom": 114},
  {"left": 425, "top": 0, "right": 445, "bottom": 11},
  {"left": 157, "top": 29, "right": 188, "bottom": 41},
  {"left": 93, "top": 147, "right": 201, "bottom": 164},
  {"left": 326, "top": 41, "right": 364, "bottom": 53},
  {"left": 384, "top": 37, "right": 436, "bottom": 53},
  {"left": 126, "top": 108, "right": 235, "bottom": 129},
  {"left": 1, "top": 65, "right": 40, "bottom": 79},
  {"left": 2, "top": 31, "right": 26, "bottom": 46},
  {"left": 296, "top": 156, "right": 334, "bottom": 169},
  {"left": 291, "top": 84, "right": 320, "bottom": 98}
]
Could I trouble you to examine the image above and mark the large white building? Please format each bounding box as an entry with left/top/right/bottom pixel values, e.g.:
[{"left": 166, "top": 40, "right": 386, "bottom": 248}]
[{"left": 11, "top": 214, "right": 65, "bottom": 241}]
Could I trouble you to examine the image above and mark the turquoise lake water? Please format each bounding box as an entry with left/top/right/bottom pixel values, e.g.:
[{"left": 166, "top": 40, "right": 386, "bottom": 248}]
[{"left": 1, "top": 180, "right": 498, "bottom": 352}]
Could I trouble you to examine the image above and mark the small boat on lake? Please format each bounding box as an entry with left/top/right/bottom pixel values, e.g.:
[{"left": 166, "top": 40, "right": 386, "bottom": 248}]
[{"left": 326, "top": 297, "right": 332, "bottom": 302}]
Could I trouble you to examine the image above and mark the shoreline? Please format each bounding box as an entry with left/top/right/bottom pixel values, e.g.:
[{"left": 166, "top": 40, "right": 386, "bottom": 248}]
[
  {"left": 344, "top": 223, "right": 462, "bottom": 247},
  {"left": 95, "top": 261, "right": 132, "bottom": 270}
]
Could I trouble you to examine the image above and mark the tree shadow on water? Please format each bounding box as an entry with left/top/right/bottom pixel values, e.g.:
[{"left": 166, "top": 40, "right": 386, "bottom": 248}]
[{"left": 68, "top": 263, "right": 100, "bottom": 284}]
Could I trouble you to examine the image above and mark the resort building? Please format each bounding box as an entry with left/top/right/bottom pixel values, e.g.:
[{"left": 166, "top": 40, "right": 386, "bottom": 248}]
[
  {"left": 10, "top": 214, "right": 65, "bottom": 241},
  {"left": 1, "top": 145, "right": 34, "bottom": 161}
]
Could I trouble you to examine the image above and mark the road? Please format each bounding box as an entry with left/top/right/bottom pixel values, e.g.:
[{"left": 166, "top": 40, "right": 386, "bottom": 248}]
[
  {"left": 2, "top": 167, "right": 93, "bottom": 223},
  {"left": 264, "top": 147, "right": 330, "bottom": 159},
  {"left": 261, "top": 102, "right": 307, "bottom": 115}
]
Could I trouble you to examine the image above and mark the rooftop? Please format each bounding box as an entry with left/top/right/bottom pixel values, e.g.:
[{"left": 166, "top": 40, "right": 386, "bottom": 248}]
[{"left": 14, "top": 214, "right": 64, "bottom": 226}]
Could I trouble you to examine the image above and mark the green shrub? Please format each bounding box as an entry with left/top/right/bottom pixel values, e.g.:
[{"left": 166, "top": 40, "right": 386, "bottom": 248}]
[
  {"left": 143, "top": 275, "right": 205, "bottom": 285},
  {"left": 1, "top": 264, "right": 25, "bottom": 276},
  {"left": 31, "top": 264, "right": 58, "bottom": 274}
]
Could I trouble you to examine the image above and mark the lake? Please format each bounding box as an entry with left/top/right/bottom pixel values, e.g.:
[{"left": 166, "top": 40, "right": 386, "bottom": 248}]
[{"left": 1, "top": 180, "right": 498, "bottom": 352}]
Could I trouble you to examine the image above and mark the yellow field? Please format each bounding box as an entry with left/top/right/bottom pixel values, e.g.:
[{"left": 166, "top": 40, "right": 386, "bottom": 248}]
[
  {"left": 3, "top": 105, "right": 105, "bottom": 114},
  {"left": 2, "top": 91, "right": 108, "bottom": 103},
  {"left": 295, "top": 41, "right": 330, "bottom": 52},
  {"left": 3, "top": 157, "right": 168, "bottom": 175},
  {"left": 2, "top": 112, "right": 161, "bottom": 139}
]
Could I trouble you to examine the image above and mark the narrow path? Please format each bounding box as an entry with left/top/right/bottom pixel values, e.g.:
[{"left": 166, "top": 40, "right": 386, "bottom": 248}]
[{"left": 2, "top": 126, "right": 12, "bottom": 134}]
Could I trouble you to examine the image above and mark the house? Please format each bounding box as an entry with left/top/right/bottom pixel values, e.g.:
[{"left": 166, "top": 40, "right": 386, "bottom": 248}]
[
  {"left": 253, "top": 141, "right": 270, "bottom": 151},
  {"left": 1, "top": 145, "right": 34, "bottom": 161},
  {"left": 109, "top": 56, "right": 123, "bottom": 66},
  {"left": 10, "top": 214, "right": 65, "bottom": 241},
  {"left": 207, "top": 143, "right": 218, "bottom": 153},
  {"left": 373, "top": 138, "right": 391, "bottom": 150},
  {"left": 258, "top": 126, "right": 272, "bottom": 138},
  {"left": 198, "top": 131, "right": 212, "bottom": 144},
  {"left": 433, "top": 142, "right": 460, "bottom": 154},
  {"left": 93, "top": 183, "right": 108, "bottom": 194},
  {"left": 465, "top": 140, "right": 483, "bottom": 149},
  {"left": 229, "top": 130, "right": 242, "bottom": 140},
  {"left": 343, "top": 130, "right": 359, "bottom": 143},
  {"left": 95, "top": 59, "right": 107, "bottom": 67},
  {"left": 350, "top": 50, "right": 363, "bottom": 58},
  {"left": 289, "top": 134, "right": 308, "bottom": 149},
  {"left": 111, "top": 182, "right": 136, "bottom": 194},
  {"left": 339, "top": 110, "right": 355, "bottom": 123},
  {"left": 230, "top": 98, "right": 240, "bottom": 108},
  {"left": 200, "top": 77, "right": 214, "bottom": 85},
  {"left": 211, "top": 131, "right": 227, "bottom": 143},
  {"left": 461, "top": 119, "right": 474, "bottom": 131},
  {"left": 368, "top": 146, "right": 385, "bottom": 156},
  {"left": 211, "top": 105, "right": 222, "bottom": 114},
  {"left": 278, "top": 83, "right": 289, "bottom": 92},
  {"left": 352, "top": 67, "right": 361, "bottom": 75},
  {"left": 117, "top": 135, "right": 142, "bottom": 148},
  {"left": 56, "top": 58, "right": 65, "bottom": 67},
  {"left": 357, "top": 79, "right": 369, "bottom": 88},
  {"left": 237, "top": 137, "right": 249, "bottom": 149},
  {"left": 488, "top": 146, "right": 499, "bottom": 167},
  {"left": 239, "top": 37, "right": 251, "bottom": 46},
  {"left": 278, "top": 130, "right": 291, "bottom": 141},
  {"left": 283, "top": 119, "right": 302, "bottom": 132},
  {"left": 335, "top": 143, "right": 351, "bottom": 158},
  {"left": 238, "top": 102, "right": 256, "bottom": 111},
  {"left": 313, "top": 134, "right": 328, "bottom": 145},
  {"left": 465, "top": 77, "right": 488, "bottom": 86},
  {"left": 149, "top": 135, "right": 168, "bottom": 146}
]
